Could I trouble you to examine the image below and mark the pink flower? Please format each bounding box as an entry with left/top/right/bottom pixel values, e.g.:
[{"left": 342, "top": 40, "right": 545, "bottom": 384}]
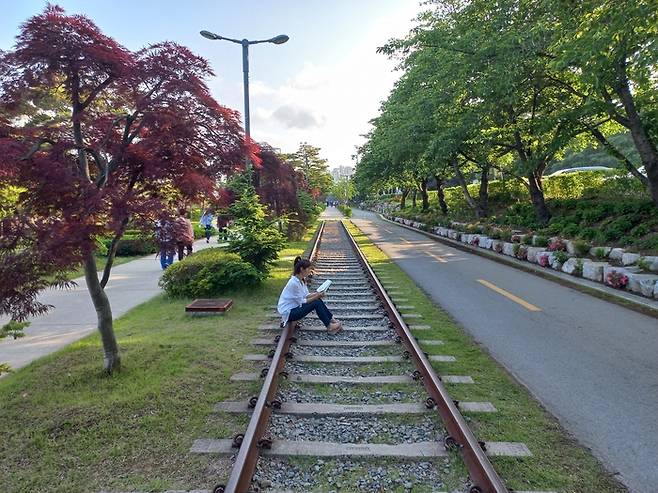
[
  {"left": 548, "top": 239, "right": 567, "bottom": 252},
  {"left": 606, "top": 271, "right": 629, "bottom": 289},
  {"left": 539, "top": 254, "right": 550, "bottom": 267}
]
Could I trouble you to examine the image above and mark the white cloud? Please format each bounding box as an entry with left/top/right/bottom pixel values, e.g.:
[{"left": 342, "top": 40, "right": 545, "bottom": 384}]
[{"left": 247, "top": 3, "right": 419, "bottom": 168}]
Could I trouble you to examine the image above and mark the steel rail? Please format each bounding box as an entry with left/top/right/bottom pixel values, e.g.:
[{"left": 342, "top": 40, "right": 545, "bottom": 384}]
[
  {"left": 218, "top": 221, "right": 325, "bottom": 493},
  {"left": 341, "top": 220, "right": 508, "bottom": 493}
]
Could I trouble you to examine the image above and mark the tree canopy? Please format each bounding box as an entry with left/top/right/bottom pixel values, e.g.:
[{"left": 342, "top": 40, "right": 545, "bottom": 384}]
[{"left": 0, "top": 5, "right": 252, "bottom": 371}]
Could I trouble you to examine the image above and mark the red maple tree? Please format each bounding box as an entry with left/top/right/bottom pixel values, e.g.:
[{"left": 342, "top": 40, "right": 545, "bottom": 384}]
[{"left": 0, "top": 5, "right": 252, "bottom": 372}]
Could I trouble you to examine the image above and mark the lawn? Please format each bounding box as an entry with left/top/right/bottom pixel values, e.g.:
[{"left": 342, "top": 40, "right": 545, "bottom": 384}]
[
  {"left": 344, "top": 220, "right": 626, "bottom": 493},
  {"left": 0, "top": 233, "right": 312, "bottom": 493}
]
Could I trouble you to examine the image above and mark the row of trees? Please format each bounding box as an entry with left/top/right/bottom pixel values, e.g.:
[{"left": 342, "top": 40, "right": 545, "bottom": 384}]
[
  {"left": 354, "top": 0, "right": 658, "bottom": 225},
  {"left": 0, "top": 6, "right": 333, "bottom": 372}
]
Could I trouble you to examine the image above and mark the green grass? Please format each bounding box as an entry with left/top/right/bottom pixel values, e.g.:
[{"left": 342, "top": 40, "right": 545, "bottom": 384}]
[
  {"left": 345, "top": 220, "right": 627, "bottom": 493},
  {"left": 0, "top": 234, "right": 313, "bottom": 493}
]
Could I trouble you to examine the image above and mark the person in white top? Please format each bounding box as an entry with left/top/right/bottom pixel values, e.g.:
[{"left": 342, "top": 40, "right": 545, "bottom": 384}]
[{"left": 277, "top": 256, "right": 343, "bottom": 335}]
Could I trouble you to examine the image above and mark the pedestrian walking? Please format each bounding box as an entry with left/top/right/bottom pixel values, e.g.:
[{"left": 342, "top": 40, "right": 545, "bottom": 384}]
[
  {"left": 173, "top": 208, "right": 194, "bottom": 261},
  {"left": 199, "top": 209, "right": 214, "bottom": 243},
  {"left": 216, "top": 213, "right": 230, "bottom": 242},
  {"left": 155, "top": 218, "right": 176, "bottom": 270},
  {"left": 277, "top": 256, "right": 342, "bottom": 334}
]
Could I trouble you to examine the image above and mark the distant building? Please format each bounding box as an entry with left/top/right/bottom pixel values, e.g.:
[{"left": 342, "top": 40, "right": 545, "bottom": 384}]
[{"left": 331, "top": 165, "right": 354, "bottom": 182}]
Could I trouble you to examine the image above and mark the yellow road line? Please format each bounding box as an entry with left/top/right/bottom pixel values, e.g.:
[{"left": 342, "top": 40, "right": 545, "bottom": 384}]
[{"left": 477, "top": 279, "right": 542, "bottom": 312}]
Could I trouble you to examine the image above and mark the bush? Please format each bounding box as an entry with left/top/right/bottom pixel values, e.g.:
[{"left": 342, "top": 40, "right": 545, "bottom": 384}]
[
  {"left": 573, "top": 240, "right": 591, "bottom": 257},
  {"left": 227, "top": 182, "right": 285, "bottom": 275},
  {"left": 159, "top": 249, "right": 260, "bottom": 297},
  {"left": 553, "top": 250, "right": 569, "bottom": 265},
  {"left": 534, "top": 235, "right": 549, "bottom": 247},
  {"left": 115, "top": 237, "right": 158, "bottom": 256},
  {"left": 338, "top": 204, "right": 352, "bottom": 217}
]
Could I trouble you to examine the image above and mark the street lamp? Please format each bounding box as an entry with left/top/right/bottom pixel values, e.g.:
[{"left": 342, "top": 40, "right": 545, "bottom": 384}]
[{"left": 200, "top": 30, "right": 289, "bottom": 168}]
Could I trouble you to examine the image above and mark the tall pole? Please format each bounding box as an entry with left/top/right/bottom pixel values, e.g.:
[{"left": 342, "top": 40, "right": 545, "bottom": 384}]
[{"left": 241, "top": 39, "right": 250, "bottom": 152}]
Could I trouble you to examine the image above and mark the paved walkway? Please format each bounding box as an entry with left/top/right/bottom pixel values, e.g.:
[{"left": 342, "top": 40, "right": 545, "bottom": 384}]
[
  {"left": 0, "top": 237, "right": 218, "bottom": 372},
  {"left": 352, "top": 208, "right": 658, "bottom": 493},
  {"left": 319, "top": 205, "right": 345, "bottom": 220}
]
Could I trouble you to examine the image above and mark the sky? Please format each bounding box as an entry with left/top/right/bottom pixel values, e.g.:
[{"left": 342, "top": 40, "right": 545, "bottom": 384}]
[{"left": 0, "top": 1, "right": 422, "bottom": 169}]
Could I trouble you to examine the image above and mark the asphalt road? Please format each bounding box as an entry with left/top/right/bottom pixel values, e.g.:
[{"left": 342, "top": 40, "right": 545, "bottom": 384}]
[{"left": 352, "top": 209, "right": 658, "bottom": 493}]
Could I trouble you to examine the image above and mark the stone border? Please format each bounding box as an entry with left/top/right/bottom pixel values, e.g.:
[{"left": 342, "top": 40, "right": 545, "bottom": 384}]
[{"left": 373, "top": 213, "right": 658, "bottom": 319}]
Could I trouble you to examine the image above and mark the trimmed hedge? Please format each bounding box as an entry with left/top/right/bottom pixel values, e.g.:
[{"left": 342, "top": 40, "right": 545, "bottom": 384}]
[
  {"left": 158, "top": 248, "right": 260, "bottom": 298},
  {"left": 338, "top": 204, "right": 352, "bottom": 217}
]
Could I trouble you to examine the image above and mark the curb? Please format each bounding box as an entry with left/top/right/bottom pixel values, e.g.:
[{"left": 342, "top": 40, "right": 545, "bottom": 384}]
[{"left": 374, "top": 213, "right": 658, "bottom": 320}]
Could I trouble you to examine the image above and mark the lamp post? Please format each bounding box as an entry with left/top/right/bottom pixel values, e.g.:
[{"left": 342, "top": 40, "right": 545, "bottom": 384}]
[{"left": 200, "top": 30, "right": 289, "bottom": 168}]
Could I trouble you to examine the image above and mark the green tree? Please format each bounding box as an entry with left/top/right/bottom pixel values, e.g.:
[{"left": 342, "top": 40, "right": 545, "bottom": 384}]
[
  {"left": 227, "top": 175, "right": 285, "bottom": 276},
  {"left": 549, "top": 0, "right": 658, "bottom": 205},
  {"left": 331, "top": 177, "right": 356, "bottom": 204},
  {"left": 283, "top": 143, "right": 333, "bottom": 198}
]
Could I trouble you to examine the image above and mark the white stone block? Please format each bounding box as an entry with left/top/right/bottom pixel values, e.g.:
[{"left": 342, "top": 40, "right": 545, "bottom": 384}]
[
  {"left": 502, "top": 242, "right": 516, "bottom": 256},
  {"left": 583, "top": 262, "right": 607, "bottom": 282},
  {"left": 626, "top": 273, "right": 658, "bottom": 296},
  {"left": 565, "top": 240, "right": 576, "bottom": 255},
  {"left": 654, "top": 282, "right": 658, "bottom": 299},
  {"left": 609, "top": 248, "right": 625, "bottom": 261},
  {"left": 526, "top": 247, "right": 544, "bottom": 263},
  {"left": 622, "top": 253, "right": 641, "bottom": 266},
  {"left": 561, "top": 258, "right": 589, "bottom": 275}
]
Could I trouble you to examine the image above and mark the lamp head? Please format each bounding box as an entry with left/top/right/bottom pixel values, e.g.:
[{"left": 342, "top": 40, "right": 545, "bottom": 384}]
[
  {"left": 269, "top": 34, "right": 289, "bottom": 45},
  {"left": 200, "top": 30, "right": 221, "bottom": 40}
]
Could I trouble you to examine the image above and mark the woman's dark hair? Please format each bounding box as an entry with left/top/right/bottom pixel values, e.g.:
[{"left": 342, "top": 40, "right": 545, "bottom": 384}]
[{"left": 293, "top": 256, "right": 312, "bottom": 275}]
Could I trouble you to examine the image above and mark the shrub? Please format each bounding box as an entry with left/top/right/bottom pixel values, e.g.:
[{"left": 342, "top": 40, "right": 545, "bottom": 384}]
[
  {"left": 534, "top": 235, "right": 549, "bottom": 247},
  {"left": 500, "top": 229, "right": 513, "bottom": 242},
  {"left": 562, "top": 223, "right": 580, "bottom": 238},
  {"left": 513, "top": 243, "right": 528, "bottom": 260},
  {"left": 338, "top": 204, "right": 352, "bottom": 217},
  {"left": 574, "top": 259, "right": 584, "bottom": 277},
  {"left": 594, "top": 247, "right": 607, "bottom": 260},
  {"left": 470, "top": 236, "right": 480, "bottom": 246},
  {"left": 494, "top": 242, "right": 503, "bottom": 253},
  {"left": 491, "top": 230, "right": 502, "bottom": 240},
  {"left": 573, "top": 240, "right": 591, "bottom": 257},
  {"left": 0, "top": 362, "right": 12, "bottom": 375},
  {"left": 553, "top": 250, "right": 569, "bottom": 265},
  {"left": 115, "top": 237, "right": 158, "bottom": 256},
  {"left": 539, "top": 253, "right": 550, "bottom": 267},
  {"left": 522, "top": 235, "right": 533, "bottom": 245},
  {"left": 637, "top": 234, "right": 658, "bottom": 252},
  {"left": 227, "top": 182, "right": 286, "bottom": 275},
  {"left": 159, "top": 249, "right": 260, "bottom": 297},
  {"left": 605, "top": 270, "right": 629, "bottom": 289},
  {"left": 637, "top": 257, "right": 652, "bottom": 271}
]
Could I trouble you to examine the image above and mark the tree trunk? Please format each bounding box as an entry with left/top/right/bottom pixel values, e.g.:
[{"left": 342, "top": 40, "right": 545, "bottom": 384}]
[
  {"left": 615, "top": 70, "right": 658, "bottom": 206},
  {"left": 434, "top": 175, "right": 448, "bottom": 215},
  {"left": 419, "top": 179, "right": 429, "bottom": 211},
  {"left": 478, "top": 166, "right": 490, "bottom": 217},
  {"left": 400, "top": 188, "right": 409, "bottom": 209},
  {"left": 84, "top": 252, "right": 121, "bottom": 373},
  {"left": 526, "top": 173, "right": 551, "bottom": 226},
  {"left": 411, "top": 189, "right": 417, "bottom": 209},
  {"left": 450, "top": 157, "right": 485, "bottom": 218}
]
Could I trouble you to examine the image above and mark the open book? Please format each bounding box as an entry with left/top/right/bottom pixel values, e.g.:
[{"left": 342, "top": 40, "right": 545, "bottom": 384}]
[{"left": 316, "top": 279, "right": 332, "bottom": 293}]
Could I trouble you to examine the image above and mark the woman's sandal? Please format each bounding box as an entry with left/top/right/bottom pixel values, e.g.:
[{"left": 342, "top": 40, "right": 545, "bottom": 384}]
[{"left": 327, "top": 320, "right": 343, "bottom": 335}]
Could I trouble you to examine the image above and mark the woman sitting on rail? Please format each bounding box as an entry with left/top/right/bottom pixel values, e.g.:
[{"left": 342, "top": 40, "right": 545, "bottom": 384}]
[{"left": 277, "top": 256, "right": 343, "bottom": 335}]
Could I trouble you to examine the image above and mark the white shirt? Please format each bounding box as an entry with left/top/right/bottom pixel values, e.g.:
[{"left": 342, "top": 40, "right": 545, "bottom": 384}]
[{"left": 277, "top": 275, "right": 309, "bottom": 325}]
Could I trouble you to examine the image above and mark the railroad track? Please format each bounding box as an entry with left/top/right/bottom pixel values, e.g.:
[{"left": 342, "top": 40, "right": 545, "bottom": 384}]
[{"left": 192, "top": 220, "right": 550, "bottom": 493}]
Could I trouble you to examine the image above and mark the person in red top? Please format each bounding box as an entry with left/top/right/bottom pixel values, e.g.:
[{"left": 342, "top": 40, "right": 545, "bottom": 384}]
[{"left": 173, "top": 208, "right": 194, "bottom": 261}]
